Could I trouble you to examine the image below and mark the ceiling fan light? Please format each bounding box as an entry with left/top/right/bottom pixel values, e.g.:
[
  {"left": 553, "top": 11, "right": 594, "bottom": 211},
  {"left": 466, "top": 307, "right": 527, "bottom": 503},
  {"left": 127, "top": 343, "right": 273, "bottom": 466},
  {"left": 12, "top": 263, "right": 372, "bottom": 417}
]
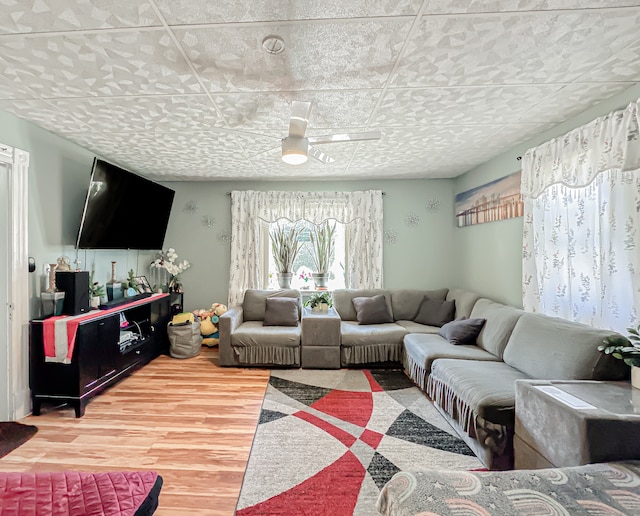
[{"left": 282, "top": 137, "right": 308, "bottom": 165}]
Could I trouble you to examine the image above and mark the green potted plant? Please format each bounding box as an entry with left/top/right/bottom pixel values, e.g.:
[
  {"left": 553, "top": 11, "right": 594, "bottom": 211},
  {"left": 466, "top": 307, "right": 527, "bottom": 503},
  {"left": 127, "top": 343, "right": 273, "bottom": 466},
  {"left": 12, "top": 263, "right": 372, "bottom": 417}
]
[
  {"left": 598, "top": 323, "right": 640, "bottom": 388},
  {"left": 89, "top": 270, "right": 105, "bottom": 308},
  {"left": 123, "top": 269, "right": 138, "bottom": 297},
  {"left": 309, "top": 221, "right": 336, "bottom": 289},
  {"left": 304, "top": 291, "right": 333, "bottom": 312},
  {"left": 270, "top": 222, "right": 303, "bottom": 288}
]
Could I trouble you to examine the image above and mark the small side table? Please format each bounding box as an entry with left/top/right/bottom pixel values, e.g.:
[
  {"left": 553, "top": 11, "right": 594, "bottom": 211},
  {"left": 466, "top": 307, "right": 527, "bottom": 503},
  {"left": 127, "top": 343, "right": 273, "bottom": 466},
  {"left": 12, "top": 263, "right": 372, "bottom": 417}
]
[
  {"left": 301, "top": 307, "right": 341, "bottom": 369},
  {"left": 514, "top": 379, "right": 640, "bottom": 469}
]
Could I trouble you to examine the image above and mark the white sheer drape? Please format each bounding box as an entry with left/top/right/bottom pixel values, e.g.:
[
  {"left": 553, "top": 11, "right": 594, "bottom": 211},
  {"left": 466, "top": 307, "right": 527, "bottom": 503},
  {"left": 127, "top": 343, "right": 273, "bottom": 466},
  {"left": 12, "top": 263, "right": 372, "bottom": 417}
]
[
  {"left": 522, "top": 98, "right": 640, "bottom": 332},
  {"left": 228, "top": 190, "right": 383, "bottom": 306}
]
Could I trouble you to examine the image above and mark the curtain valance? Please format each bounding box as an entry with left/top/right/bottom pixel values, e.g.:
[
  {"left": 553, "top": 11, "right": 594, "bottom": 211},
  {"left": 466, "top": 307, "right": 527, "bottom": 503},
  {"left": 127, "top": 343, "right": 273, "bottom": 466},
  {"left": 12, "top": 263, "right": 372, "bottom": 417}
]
[
  {"left": 230, "top": 190, "right": 381, "bottom": 225},
  {"left": 522, "top": 98, "right": 640, "bottom": 199}
]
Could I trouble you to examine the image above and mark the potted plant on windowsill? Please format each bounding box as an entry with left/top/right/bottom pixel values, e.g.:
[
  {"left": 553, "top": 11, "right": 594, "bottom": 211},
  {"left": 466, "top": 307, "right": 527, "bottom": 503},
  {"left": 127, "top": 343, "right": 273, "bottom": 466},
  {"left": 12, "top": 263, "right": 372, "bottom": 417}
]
[
  {"left": 270, "top": 222, "right": 303, "bottom": 289},
  {"left": 309, "top": 220, "right": 336, "bottom": 289},
  {"left": 305, "top": 291, "right": 333, "bottom": 312},
  {"left": 598, "top": 323, "right": 640, "bottom": 389}
]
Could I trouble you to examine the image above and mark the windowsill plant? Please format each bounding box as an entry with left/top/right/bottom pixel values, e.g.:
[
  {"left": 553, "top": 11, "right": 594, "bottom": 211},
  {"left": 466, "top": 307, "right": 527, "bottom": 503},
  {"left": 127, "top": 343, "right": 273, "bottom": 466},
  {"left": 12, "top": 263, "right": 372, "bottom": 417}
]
[
  {"left": 309, "top": 220, "right": 336, "bottom": 289},
  {"left": 270, "top": 222, "right": 303, "bottom": 288}
]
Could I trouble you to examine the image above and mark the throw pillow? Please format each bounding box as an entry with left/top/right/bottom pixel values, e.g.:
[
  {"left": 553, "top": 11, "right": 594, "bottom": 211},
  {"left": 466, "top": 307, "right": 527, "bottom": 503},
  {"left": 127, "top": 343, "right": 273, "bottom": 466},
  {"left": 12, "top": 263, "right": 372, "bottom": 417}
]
[
  {"left": 352, "top": 295, "right": 393, "bottom": 325},
  {"left": 439, "top": 318, "right": 486, "bottom": 345},
  {"left": 263, "top": 297, "right": 299, "bottom": 326},
  {"left": 414, "top": 298, "right": 456, "bottom": 327}
]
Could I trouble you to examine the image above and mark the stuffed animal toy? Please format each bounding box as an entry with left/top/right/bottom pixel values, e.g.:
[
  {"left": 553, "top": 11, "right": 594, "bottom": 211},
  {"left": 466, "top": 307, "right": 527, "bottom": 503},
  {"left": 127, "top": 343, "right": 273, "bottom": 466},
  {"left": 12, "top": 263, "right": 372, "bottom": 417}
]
[
  {"left": 199, "top": 316, "right": 219, "bottom": 347},
  {"left": 190, "top": 303, "right": 226, "bottom": 347},
  {"left": 211, "top": 303, "right": 227, "bottom": 317}
]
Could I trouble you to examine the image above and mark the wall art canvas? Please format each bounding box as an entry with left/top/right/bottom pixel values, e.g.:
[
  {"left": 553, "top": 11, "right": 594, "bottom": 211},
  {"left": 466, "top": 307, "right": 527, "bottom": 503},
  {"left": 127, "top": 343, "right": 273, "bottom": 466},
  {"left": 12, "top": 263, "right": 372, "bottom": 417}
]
[{"left": 455, "top": 170, "right": 523, "bottom": 227}]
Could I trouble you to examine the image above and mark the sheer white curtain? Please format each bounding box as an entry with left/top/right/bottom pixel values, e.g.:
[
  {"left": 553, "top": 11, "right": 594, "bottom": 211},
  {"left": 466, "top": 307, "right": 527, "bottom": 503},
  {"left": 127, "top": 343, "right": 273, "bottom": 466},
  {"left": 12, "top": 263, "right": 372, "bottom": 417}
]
[
  {"left": 521, "top": 98, "right": 640, "bottom": 332},
  {"left": 228, "top": 190, "right": 384, "bottom": 306}
]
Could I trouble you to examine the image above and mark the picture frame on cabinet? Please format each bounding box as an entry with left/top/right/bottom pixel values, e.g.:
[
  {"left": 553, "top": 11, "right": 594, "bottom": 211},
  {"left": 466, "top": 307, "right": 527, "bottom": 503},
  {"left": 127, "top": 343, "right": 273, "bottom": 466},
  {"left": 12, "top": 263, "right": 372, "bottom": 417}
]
[{"left": 135, "top": 276, "right": 152, "bottom": 293}]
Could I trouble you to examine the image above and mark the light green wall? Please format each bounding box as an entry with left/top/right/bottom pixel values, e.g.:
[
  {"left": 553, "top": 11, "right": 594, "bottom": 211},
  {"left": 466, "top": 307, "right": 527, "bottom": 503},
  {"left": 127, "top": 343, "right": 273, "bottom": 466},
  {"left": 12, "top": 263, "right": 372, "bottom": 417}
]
[
  {"left": 454, "top": 82, "right": 640, "bottom": 307},
  {"left": 4, "top": 80, "right": 639, "bottom": 317},
  {"left": 0, "top": 110, "right": 154, "bottom": 318},
  {"left": 161, "top": 179, "right": 456, "bottom": 311}
]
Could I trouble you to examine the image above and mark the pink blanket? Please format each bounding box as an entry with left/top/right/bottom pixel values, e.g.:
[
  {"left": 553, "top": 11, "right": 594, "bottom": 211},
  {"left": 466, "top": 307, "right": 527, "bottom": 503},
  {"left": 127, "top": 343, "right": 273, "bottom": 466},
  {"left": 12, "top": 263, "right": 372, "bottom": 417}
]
[{"left": 0, "top": 470, "right": 160, "bottom": 515}]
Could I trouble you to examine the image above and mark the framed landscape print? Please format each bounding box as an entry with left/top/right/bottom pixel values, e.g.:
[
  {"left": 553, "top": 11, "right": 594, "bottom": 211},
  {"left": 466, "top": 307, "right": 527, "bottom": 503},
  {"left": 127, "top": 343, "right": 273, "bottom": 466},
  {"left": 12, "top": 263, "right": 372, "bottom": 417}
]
[{"left": 455, "top": 170, "right": 523, "bottom": 227}]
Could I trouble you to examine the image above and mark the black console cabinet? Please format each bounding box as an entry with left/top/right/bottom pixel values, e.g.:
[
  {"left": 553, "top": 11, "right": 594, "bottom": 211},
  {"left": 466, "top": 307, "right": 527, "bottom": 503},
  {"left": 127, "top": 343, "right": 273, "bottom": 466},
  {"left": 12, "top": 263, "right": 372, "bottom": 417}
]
[{"left": 30, "top": 294, "right": 170, "bottom": 417}]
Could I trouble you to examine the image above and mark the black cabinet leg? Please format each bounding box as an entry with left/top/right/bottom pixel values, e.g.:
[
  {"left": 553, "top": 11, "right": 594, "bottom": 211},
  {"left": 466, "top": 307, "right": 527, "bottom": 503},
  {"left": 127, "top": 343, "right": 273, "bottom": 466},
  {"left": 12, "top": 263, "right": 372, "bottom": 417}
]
[
  {"left": 74, "top": 401, "right": 86, "bottom": 418},
  {"left": 32, "top": 399, "right": 41, "bottom": 416}
]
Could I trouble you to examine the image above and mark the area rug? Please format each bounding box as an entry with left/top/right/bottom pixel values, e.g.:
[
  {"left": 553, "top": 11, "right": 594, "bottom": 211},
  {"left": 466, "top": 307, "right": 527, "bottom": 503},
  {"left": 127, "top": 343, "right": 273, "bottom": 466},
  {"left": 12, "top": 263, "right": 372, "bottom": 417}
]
[
  {"left": 0, "top": 421, "right": 38, "bottom": 458},
  {"left": 236, "top": 369, "right": 482, "bottom": 515}
]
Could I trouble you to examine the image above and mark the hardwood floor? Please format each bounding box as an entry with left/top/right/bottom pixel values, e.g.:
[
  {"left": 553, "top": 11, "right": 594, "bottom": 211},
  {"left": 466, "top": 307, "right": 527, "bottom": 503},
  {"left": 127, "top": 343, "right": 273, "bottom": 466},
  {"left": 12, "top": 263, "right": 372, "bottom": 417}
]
[{"left": 1, "top": 347, "right": 271, "bottom": 515}]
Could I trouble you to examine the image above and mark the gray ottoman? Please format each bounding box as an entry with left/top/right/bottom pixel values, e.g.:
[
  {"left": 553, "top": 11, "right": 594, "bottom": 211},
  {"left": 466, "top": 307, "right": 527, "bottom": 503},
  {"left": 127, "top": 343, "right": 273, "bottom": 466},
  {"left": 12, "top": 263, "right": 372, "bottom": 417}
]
[{"left": 301, "top": 307, "right": 341, "bottom": 369}]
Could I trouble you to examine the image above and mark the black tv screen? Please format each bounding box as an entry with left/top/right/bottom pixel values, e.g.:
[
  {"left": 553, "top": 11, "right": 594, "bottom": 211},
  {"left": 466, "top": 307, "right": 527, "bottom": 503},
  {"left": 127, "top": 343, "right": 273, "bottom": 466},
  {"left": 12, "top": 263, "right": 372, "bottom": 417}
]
[{"left": 76, "top": 158, "right": 175, "bottom": 250}]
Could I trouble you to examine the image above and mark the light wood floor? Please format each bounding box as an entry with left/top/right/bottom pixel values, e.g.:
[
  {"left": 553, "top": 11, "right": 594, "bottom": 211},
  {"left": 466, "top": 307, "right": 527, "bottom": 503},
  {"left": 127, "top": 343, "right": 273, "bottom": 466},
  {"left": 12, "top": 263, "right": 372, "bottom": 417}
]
[{"left": 1, "top": 347, "right": 271, "bottom": 515}]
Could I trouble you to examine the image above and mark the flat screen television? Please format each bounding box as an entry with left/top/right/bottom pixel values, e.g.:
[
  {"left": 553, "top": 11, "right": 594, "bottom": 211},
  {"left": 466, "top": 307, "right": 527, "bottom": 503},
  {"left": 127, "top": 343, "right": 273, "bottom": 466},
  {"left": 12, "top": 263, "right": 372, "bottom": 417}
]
[{"left": 76, "top": 158, "right": 175, "bottom": 250}]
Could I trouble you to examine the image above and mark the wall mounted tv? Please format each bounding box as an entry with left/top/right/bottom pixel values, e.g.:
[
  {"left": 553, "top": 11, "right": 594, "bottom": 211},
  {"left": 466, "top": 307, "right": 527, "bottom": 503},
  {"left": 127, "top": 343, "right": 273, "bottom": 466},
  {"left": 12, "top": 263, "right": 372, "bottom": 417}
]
[{"left": 76, "top": 158, "right": 175, "bottom": 250}]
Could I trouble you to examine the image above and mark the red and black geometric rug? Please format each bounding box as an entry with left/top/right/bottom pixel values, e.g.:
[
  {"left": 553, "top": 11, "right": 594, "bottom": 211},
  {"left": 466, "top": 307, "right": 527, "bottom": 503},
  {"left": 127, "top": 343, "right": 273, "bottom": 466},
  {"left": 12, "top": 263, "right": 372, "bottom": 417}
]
[{"left": 236, "top": 369, "right": 482, "bottom": 515}]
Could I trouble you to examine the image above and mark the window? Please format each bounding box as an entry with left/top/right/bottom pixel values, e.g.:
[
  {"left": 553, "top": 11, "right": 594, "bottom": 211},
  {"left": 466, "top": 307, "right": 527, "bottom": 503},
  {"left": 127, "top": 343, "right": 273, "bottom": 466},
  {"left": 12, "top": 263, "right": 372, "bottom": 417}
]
[{"left": 265, "top": 219, "right": 346, "bottom": 290}]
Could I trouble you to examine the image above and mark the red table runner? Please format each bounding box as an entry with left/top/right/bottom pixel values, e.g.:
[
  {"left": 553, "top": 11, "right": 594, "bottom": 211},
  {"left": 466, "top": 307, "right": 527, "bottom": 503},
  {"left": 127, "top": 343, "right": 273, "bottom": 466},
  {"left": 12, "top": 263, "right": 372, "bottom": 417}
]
[{"left": 41, "top": 294, "right": 168, "bottom": 364}]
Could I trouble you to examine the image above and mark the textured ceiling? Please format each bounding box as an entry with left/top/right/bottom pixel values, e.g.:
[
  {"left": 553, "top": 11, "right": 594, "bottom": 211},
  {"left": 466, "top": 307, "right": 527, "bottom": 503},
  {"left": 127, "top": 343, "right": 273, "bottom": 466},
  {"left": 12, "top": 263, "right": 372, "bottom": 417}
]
[{"left": 0, "top": 1, "right": 639, "bottom": 181}]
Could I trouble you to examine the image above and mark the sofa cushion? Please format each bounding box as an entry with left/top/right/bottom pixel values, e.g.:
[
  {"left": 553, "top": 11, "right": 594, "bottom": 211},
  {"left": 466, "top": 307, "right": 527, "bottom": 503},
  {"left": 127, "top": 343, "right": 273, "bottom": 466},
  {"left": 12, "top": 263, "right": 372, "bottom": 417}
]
[
  {"left": 352, "top": 295, "right": 394, "bottom": 325},
  {"left": 438, "top": 318, "right": 486, "bottom": 345},
  {"left": 414, "top": 298, "right": 456, "bottom": 327},
  {"left": 340, "top": 321, "right": 407, "bottom": 347},
  {"left": 263, "top": 297, "right": 299, "bottom": 326},
  {"left": 429, "top": 359, "right": 531, "bottom": 426},
  {"left": 395, "top": 320, "right": 440, "bottom": 334},
  {"left": 389, "top": 288, "right": 448, "bottom": 321},
  {"left": 470, "top": 299, "right": 524, "bottom": 359},
  {"left": 446, "top": 289, "right": 481, "bottom": 319},
  {"left": 243, "top": 289, "right": 301, "bottom": 321},
  {"left": 333, "top": 289, "right": 393, "bottom": 321},
  {"left": 404, "top": 334, "right": 499, "bottom": 375},
  {"left": 503, "top": 313, "right": 628, "bottom": 381},
  {"left": 231, "top": 321, "right": 301, "bottom": 348}
]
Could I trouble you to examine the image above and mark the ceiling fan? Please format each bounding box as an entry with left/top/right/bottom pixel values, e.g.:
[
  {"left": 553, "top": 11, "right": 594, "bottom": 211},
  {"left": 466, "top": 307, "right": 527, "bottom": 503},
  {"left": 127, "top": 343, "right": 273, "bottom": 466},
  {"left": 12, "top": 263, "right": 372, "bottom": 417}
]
[{"left": 281, "top": 101, "right": 381, "bottom": 165}]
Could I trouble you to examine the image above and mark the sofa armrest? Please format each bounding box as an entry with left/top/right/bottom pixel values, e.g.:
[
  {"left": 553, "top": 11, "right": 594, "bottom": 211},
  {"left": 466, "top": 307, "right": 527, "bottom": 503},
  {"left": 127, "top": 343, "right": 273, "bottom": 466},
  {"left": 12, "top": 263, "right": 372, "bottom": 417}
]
[{"left": 219, "top": 306, "right": 244, "bottom": 366}]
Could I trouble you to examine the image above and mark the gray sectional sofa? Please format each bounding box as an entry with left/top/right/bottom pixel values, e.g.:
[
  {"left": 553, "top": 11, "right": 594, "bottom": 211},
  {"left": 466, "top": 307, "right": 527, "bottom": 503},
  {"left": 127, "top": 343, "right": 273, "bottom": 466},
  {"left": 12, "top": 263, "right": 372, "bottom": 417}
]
[
  {"left": 332, "top": 288, "right": 481, "bottom": 366},
  {"left": 219, "top": 286, "right": 628, "bottom": 470},
  {"left": 406, "top": 296, "right": 627, "bottom": 470},
  {"left": 219, "top": 289, "right": 303, "bottom": 367}
]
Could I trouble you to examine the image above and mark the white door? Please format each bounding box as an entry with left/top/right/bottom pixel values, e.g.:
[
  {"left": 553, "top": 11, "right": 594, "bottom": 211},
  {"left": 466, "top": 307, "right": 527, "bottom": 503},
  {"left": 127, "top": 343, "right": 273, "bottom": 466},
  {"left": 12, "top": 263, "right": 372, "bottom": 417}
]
[
  {"left": 0, "top": 143, "right": 29, "bottom": 420},
  {"left": 0, "top": 161, "right": 10, "bottom": 418}
]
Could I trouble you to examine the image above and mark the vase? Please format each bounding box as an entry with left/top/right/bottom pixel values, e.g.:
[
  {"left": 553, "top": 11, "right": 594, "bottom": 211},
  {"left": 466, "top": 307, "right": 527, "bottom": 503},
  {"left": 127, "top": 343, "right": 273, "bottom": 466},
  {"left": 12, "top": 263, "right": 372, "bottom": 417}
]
[
  {"left": 277, "top": 272, "right": 293, "bottom": 289},
  {"left": 90, "top": 296, "right": 101, "bottom": 309},
  {"left": 41, "top": 291, "right": 65, "bottom": 317},
  {"left": 106, "top": 261, "right": 122, "bottom": 301},
  {"left": 169, "top": 275, "right": 183, "bottom": 293},
  {"left": 632, "top": 366, "right": 640, "bottom": 390},
  {"left": 313, "top": 272, "right": 329, "bottom": 289}
]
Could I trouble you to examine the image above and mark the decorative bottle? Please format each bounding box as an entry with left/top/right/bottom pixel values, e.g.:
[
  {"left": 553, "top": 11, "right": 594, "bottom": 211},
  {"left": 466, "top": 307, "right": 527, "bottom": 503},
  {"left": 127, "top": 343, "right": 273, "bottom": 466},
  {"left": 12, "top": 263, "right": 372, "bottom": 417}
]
[{"left": 106, "top": 261, "right": 123, "bottom": 301}]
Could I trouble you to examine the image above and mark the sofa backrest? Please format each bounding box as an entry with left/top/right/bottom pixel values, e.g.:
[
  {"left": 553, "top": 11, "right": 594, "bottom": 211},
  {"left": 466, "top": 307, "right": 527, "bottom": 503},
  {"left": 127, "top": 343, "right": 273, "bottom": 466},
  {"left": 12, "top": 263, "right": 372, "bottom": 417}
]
[
  {"left": 389, "top": 288, "right": 449, "bottom": 320},
  {"left": 446, "top": 288, "right": 481, "bottom": 319},
  {"left": 470, "top": 298, "right": 524, "bottom": 359},
  {"left": 242, "top": 289, "right": 302, "bottom": 321},
  {"left": 503, "top": 313, "right": 628, "bottom": 380},
  {"left": 333, "top": 289, "right": 393, "bottom": 321}
]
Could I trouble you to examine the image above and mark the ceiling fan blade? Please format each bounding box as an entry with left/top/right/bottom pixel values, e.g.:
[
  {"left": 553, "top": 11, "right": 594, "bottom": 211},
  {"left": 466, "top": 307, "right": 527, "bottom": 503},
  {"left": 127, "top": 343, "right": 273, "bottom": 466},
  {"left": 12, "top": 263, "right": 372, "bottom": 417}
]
[
  {"left": 308, "top": 145, "right": 335, "bottom": 164},
  {"left": 307, "top": 131, "right": 381, "bottom": 145},
  {"left": 288, "top": 101, "right": 312, "bottom": 138}
]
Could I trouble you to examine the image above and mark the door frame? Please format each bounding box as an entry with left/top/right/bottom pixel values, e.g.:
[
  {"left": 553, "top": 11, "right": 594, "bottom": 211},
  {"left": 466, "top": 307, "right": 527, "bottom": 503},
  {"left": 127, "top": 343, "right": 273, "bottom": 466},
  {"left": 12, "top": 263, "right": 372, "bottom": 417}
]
[{"left": 0, "top": 143, "right": 29, "bottom": 420}]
